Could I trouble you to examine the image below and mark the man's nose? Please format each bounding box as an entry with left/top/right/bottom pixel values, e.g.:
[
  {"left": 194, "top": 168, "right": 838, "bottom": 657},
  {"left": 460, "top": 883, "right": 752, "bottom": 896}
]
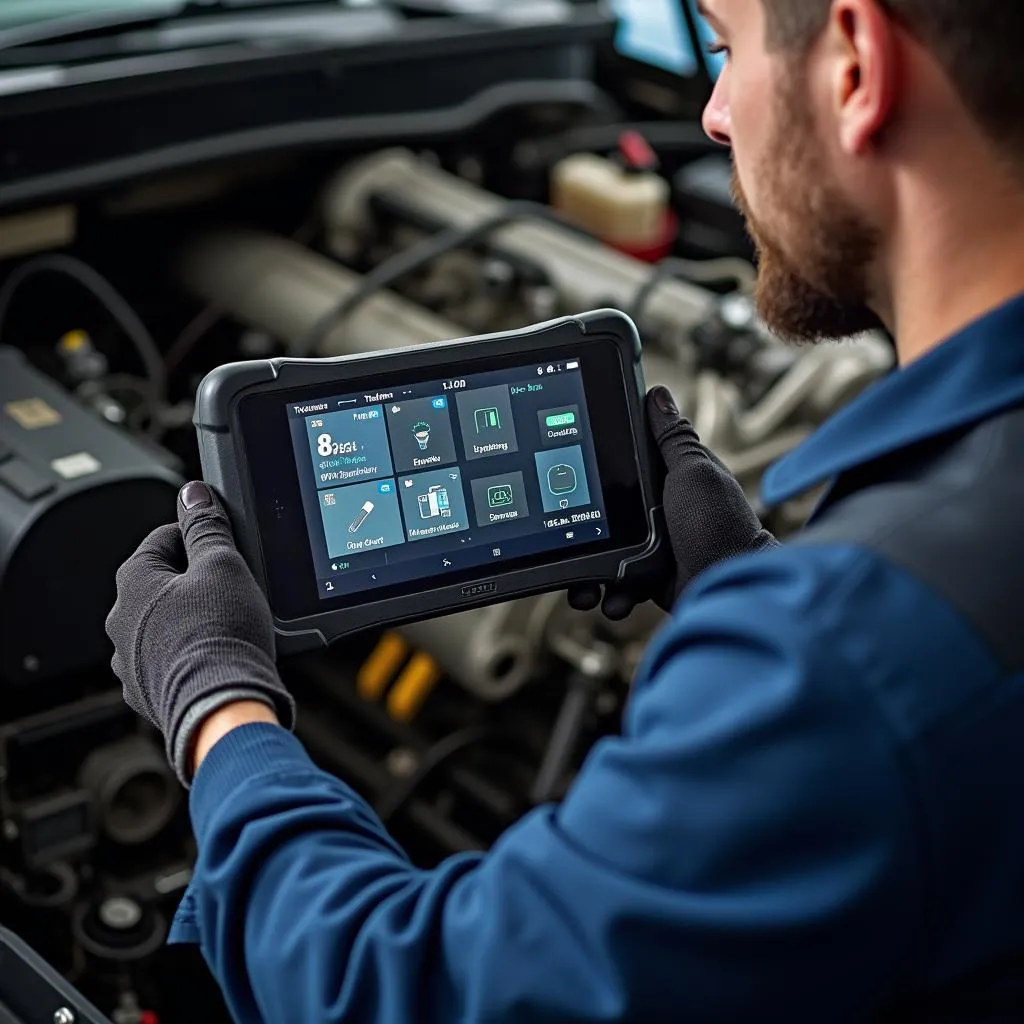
[{"left": 702, "top": 77, "right": 732, "bottom": 146}]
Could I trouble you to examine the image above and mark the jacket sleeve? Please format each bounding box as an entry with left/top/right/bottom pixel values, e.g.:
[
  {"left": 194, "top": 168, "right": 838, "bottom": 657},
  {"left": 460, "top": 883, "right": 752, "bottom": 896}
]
[{"left": 181, "top": 546, "right": 927, "bottom": 1024}]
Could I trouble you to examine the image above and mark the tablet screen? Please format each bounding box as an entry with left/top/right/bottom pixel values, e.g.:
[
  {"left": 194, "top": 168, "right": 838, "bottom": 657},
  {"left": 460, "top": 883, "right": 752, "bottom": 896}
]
[{"left": 287, "top": 357, "right": 609, "bottom": 602}]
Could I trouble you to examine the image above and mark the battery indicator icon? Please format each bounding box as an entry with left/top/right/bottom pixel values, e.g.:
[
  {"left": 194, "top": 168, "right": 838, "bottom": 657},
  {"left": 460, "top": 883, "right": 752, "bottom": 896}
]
[{"left": 566, "top": 360, "right": 580, "bottom": 370}]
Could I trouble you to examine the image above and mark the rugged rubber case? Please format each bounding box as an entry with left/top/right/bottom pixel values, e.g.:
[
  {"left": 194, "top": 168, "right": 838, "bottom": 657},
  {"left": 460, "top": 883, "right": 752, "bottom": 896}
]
[{"left": 194, "top": 309, "right": 665, "bottom": 654}]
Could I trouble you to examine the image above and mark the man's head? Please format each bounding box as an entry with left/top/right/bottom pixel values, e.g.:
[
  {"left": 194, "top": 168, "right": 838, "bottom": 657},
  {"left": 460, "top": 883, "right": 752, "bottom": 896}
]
[{"left": 700, "top": 0, "right": 1024, "bottom": 343}]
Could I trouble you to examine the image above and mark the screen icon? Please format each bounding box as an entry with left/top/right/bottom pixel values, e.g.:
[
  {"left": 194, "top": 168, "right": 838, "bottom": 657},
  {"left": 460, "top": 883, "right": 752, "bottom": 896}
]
[
  {"left": 537, "top": 367, "right": 544, "bottom": 376},
  {"left": 546, "top": 365, "right": 555, "bottom": 374},
  {"left": 386, "top": 395, "right": 458, "bottom": 473},
  {"left": 348, "top": 500, "right": 375, "bottom": 534},
  {"left": 471, "top": 470, "right": 529, "bottom": 528},
  {"left": 547, "top": 464, "right": 578, "bottom": 496},
  {"left": 487, "top": 483, "right": 515, "bottom": 509},
  {"left": 417, "top": 485, "right": 453, "bottom": 520},
  {"left": 412, "top": 421, "right": 431, "bottom": 450},
  {"left": 492, "top": 548, "right": 501, "bottom": 557},
  {"left": 566, "top": 360, "right": 579, "bottom": 370},
  {"left": 399, "top": 468, "right": 470, "bottom": 542},
  {"left": 537, "top": 404, "right": 582, "bottom": 447},
  {"left": 323, "top": 493, "right": 337, "bottom": 507},
  {"left": 474, "top": 407, "right": 501, "bottom": 432},
  {"left": 535, "top": 445, "right": 591, "bottom": 513},
  {"left": 320, "top": 481, "right": 406, "bottom": 558},
  {"left": 456, "top": 385, "right": 519, "bottom": 461}
]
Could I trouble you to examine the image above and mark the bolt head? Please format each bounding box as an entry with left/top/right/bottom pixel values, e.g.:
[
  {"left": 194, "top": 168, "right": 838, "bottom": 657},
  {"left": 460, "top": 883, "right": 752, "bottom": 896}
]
[
  {"left": 99, "top": 896, "right": 143, "bottom": 931},
  {"left": 386, "top": 749, "right": 419, "bottom": 779}
]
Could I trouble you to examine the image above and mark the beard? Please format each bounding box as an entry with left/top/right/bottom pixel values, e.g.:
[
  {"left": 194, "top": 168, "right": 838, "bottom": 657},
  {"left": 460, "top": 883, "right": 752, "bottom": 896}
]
[{"left": 731, "top": 77, "right": 884, "bottom": 343}]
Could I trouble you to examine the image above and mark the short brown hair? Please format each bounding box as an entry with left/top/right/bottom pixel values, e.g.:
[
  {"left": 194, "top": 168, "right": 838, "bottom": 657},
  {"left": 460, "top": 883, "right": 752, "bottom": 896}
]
[{"left": 762, "top": 1, "right": 1024, "bottom": 162}]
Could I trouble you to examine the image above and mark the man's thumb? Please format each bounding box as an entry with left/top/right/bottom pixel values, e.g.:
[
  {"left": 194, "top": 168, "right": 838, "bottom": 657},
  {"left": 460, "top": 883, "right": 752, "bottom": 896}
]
[{"left": 177, "top": 481, "right": 236, "bottom": 562}]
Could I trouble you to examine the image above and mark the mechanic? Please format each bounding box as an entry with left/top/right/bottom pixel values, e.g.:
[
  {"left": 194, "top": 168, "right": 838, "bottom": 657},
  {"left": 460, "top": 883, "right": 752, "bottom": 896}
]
[{"left": 107, "top": 0, "right": 1024, "bottom": 1019}]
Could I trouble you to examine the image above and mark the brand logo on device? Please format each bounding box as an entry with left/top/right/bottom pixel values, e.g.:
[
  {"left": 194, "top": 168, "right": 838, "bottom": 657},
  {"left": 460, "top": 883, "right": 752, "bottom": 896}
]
[{"left": 461, "top": 582, "right": 498, "bottom": 598}]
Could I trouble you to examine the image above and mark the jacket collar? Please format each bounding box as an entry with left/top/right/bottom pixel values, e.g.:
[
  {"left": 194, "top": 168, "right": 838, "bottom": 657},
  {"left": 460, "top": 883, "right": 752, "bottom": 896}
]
[{"left": 763, "top": 292, "right": 1024, "bottom": 507}]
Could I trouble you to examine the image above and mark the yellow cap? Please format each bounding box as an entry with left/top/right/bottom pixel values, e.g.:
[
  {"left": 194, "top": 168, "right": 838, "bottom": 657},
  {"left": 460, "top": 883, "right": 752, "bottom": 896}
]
[
  {"left": 58, "top": 330, "right": 90, "bottom": 353},
  {"left": 357, "top": 632, "right": 409, "bottom": 702},
  {"left": 387, "top": 653, "right": 441, "bottom": 723}
]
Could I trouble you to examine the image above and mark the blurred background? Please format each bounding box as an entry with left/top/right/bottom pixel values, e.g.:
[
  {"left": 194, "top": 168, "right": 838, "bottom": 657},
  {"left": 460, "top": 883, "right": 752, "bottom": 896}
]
[{"left": 0, "top": 3, "right": 894, "bottom": 1020}]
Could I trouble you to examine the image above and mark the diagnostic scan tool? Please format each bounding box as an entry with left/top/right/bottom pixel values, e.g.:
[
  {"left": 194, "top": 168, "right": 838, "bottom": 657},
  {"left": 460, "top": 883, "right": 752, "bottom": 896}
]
[{"left": 194, "top": 310, "right": 663, "bottom": 652}]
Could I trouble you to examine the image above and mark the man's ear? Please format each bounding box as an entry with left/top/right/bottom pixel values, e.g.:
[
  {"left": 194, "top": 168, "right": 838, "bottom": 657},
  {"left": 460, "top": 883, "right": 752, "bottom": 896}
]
[{"left": 828, "top": 0, "right": 900, "bottom": 155}]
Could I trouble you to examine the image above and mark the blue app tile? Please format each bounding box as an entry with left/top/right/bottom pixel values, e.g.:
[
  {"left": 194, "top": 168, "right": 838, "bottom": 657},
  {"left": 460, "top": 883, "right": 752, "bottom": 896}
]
[
  {"left": 385, "top": 395, "right": 458, "bottom": 474},
  {"left": 397, "top": 467, "right": 471, "bottom": 543},
  {"left": 534, "top": 445, "right": 591, "bottom": 513},
  {"left": 319, "top": 479, "right": 405, "bottom": 559},
  {"left": 306, "top": 405, "right": 393, "bottom": 488}
]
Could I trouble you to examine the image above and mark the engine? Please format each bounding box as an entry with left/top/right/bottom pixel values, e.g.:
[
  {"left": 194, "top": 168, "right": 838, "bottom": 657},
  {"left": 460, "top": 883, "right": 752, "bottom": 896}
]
[{"left": 0, "top": 137, "right": 894, "bottom": 1020}]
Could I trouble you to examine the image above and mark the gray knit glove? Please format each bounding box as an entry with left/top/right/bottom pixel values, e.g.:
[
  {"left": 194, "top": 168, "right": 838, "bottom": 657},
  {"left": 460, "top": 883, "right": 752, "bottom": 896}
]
[
  {"left": 106, "top": 481, "right": 295, "bottom": 786},
  {"left": 570, "top": 386, "right": 777, "bottom": 619}
]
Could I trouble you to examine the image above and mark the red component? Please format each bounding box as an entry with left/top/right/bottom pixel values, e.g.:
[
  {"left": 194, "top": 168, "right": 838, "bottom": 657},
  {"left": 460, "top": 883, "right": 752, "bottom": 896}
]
[
  {"left": 618, "top": 130, "right": 659, "bottom": 173},
  {"left": 612, "top": 210, "right": 679, "bottom": 264},
  {"left": 139, "top": 1012, "right": 160, "bottom": 1024}
]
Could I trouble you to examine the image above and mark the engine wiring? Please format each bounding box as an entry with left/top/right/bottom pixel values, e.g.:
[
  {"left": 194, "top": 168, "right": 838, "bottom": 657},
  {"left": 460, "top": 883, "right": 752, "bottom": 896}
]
[
  {"left": 374, "top": 725, "right": 499, "bottom": 826},
  {"left": 0, "top": 253, "right": 168, "bottom": 401},
  {"left": 163, "top": 304, "right": 224, "bottom": 377},
  {"left": 297, "top": 201, "right": 597, "bottom": 356},
  {"left": 299, "top": 202, "right": 757, "bottom": 358},
  {"left": 631, "top": 255, "right": 756, "bottom": 325}
]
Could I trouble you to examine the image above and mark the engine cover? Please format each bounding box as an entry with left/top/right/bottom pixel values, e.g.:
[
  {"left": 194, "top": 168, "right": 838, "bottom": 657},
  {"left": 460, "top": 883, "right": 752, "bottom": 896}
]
[{"left": 0, "top": 348, "right": 181, "bottom": 685}]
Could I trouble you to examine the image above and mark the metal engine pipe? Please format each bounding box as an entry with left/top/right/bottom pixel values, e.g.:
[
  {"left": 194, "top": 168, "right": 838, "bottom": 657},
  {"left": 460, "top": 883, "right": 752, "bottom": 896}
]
[
  {"left": 321, "top": 149, "right": 716, "bottom": 338},
  {"left": 399, "top": 592, "right": 567, "bottom": 702},
  {"left": 180, "top": 230, "right": 464, "bottom": 356}
]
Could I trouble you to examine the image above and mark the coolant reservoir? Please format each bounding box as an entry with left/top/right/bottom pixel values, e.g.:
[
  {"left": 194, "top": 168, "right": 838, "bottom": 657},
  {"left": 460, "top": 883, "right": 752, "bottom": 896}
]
[{"left": 551, "top": 134, "right": 674, "bottom": 260}]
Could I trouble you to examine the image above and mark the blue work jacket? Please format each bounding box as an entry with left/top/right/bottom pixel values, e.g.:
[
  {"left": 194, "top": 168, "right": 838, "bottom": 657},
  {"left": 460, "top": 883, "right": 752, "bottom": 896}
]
[{"left": 171, "top": 295, "right": 1024, "bottom": 1022}]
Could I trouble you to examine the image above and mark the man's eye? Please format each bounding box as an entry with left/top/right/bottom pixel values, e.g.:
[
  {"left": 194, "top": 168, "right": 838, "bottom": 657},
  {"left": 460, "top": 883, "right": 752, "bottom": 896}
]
[{"left": 707, "top": 41, "right": 730, "bottom": 56}]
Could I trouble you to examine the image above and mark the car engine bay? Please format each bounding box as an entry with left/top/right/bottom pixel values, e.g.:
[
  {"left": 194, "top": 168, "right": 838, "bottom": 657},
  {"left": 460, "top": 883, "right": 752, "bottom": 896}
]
[{"left": 0, "top": 2, "right": 896, "bottom": 1020}]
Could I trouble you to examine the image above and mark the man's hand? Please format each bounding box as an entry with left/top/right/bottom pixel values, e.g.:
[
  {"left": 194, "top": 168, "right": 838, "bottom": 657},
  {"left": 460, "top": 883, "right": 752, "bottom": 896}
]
[
  {"left": 106, "top": 481, "right": 295, "bottom": 786},
  {"left": 570, "top": 386, "right": 777, "bottom": 619}
]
